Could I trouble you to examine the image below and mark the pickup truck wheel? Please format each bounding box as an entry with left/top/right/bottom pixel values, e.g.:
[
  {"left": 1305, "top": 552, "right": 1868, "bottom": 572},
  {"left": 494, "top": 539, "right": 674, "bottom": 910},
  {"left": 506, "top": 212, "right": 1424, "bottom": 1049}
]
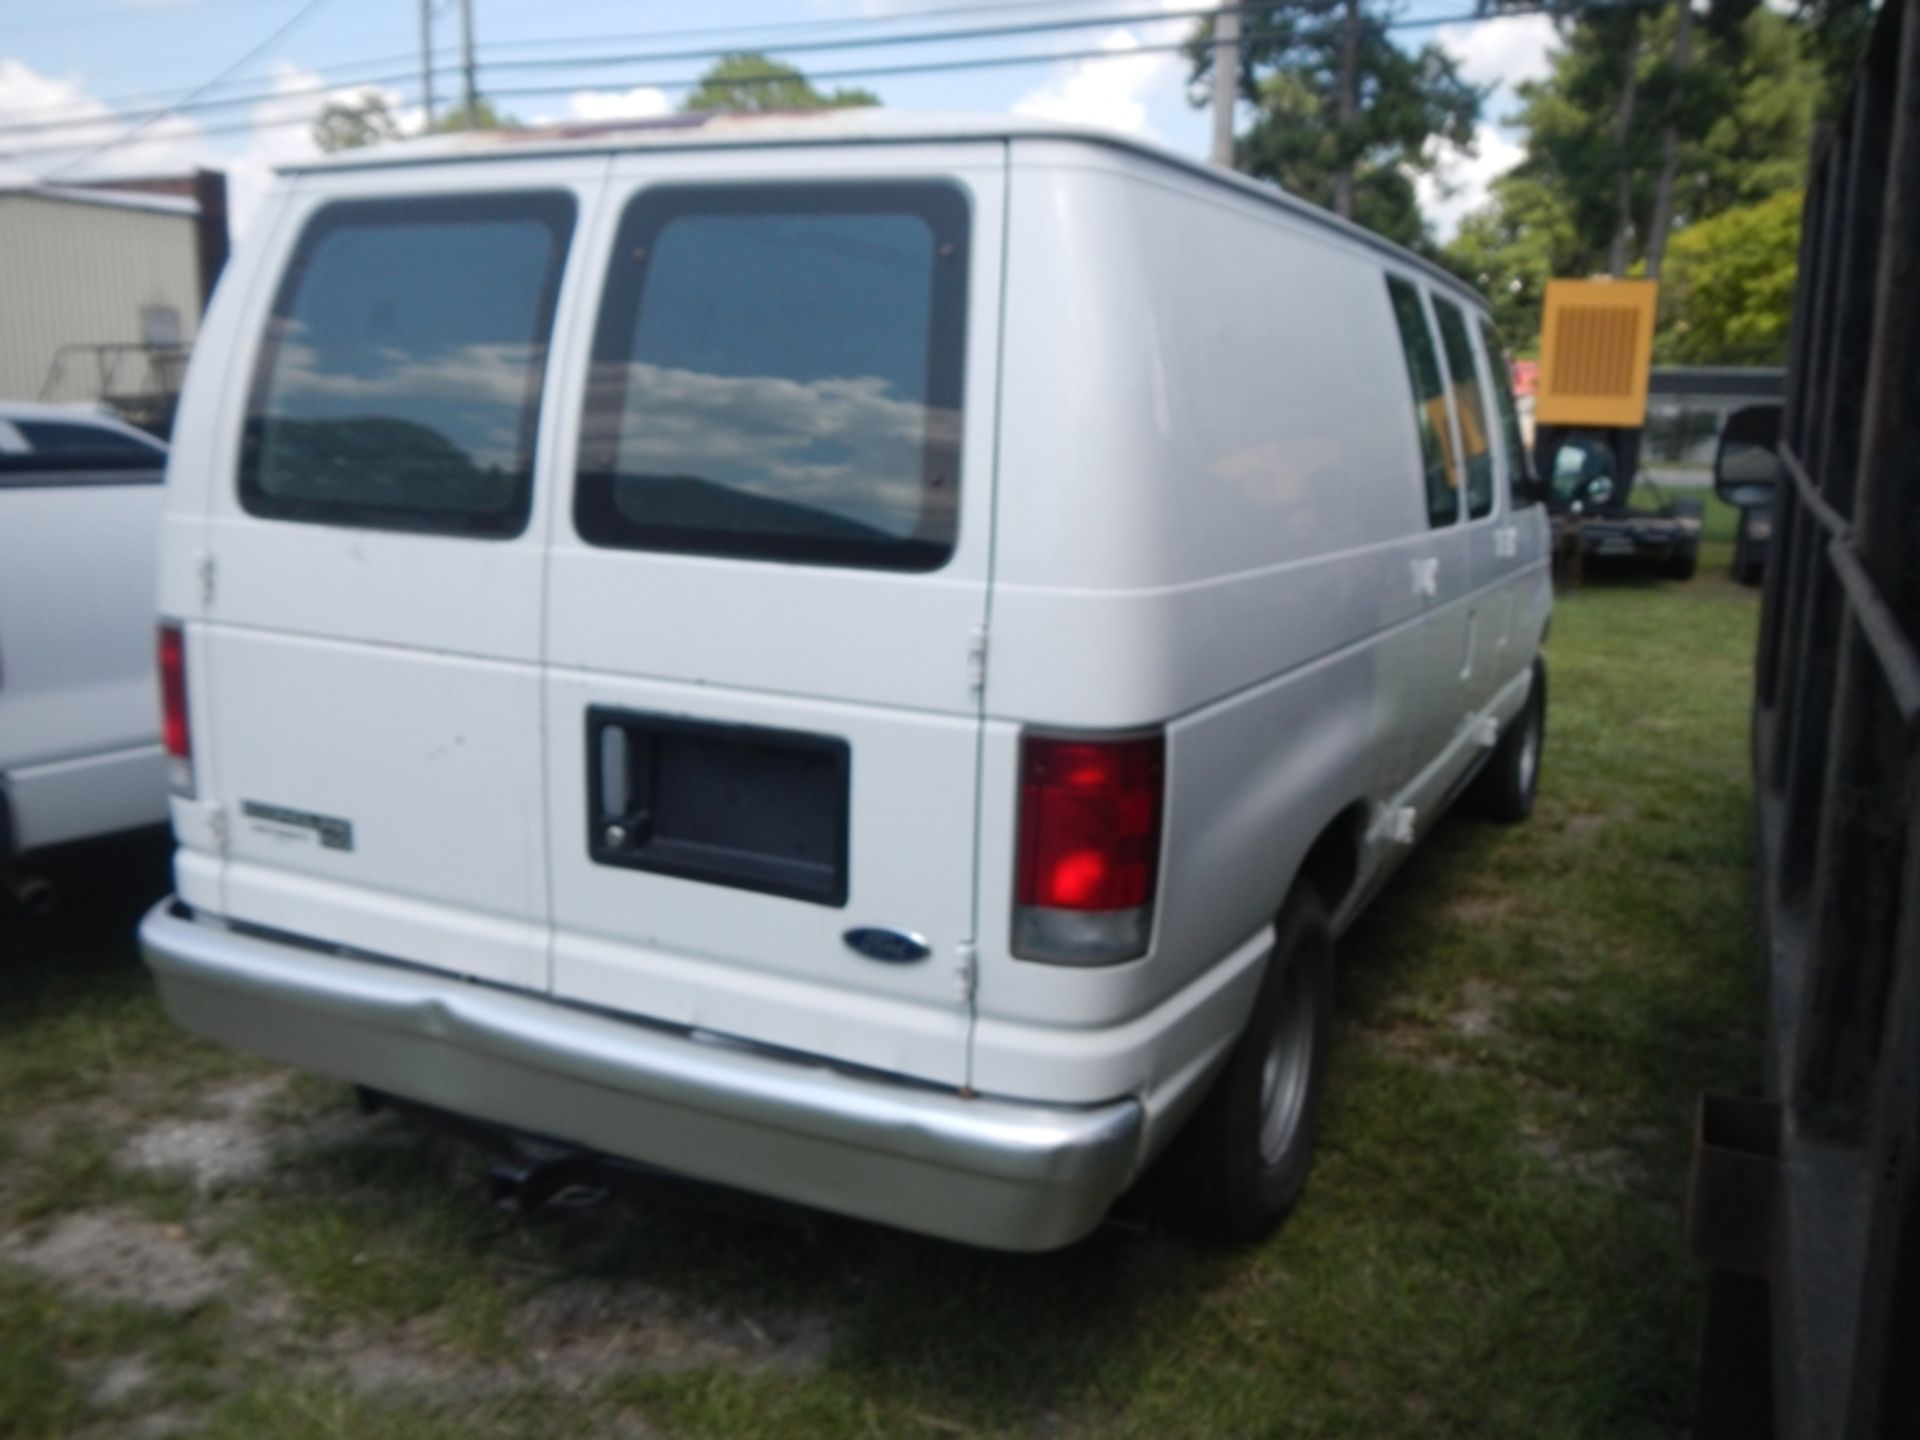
[
  {"left": 1161, "top": 885, "right": 1333, "bottom": 1244},
  {"left": 1470, "top": 660, "right": 1546, "bottom": 824}
]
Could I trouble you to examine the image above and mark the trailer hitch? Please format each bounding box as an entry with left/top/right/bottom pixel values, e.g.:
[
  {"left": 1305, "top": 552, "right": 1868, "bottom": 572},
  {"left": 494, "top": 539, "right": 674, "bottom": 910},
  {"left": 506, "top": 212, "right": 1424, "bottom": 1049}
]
[{"left": 486, "top": 1156, "right": 612, "bottom": 1216}]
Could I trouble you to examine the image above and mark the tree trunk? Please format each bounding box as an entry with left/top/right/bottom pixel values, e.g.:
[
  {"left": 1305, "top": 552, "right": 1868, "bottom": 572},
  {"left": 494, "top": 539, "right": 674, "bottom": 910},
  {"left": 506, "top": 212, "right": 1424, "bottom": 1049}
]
[
  {"left": 1332, "top": 0, "right": 1360, "bottom": 218},
  {"left": 1644, "top": 0, "right": 1696, "bottom": 279},
  {"left": 1607, "top": 28, "right": 1642, "bottom": 277}
]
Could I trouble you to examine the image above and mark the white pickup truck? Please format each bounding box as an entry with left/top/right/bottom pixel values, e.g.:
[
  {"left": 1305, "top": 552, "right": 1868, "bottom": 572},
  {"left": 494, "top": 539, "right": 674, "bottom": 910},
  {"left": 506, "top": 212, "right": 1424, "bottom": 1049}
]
[{"left": 0, "top": 403, "right": 170, "bottom": 887}]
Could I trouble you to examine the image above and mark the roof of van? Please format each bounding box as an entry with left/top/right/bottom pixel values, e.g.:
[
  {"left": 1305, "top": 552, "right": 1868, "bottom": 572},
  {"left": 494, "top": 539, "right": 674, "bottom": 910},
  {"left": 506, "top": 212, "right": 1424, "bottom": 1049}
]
[{"left": 281, "top": 108, "right": 1486, "bottom": 310}]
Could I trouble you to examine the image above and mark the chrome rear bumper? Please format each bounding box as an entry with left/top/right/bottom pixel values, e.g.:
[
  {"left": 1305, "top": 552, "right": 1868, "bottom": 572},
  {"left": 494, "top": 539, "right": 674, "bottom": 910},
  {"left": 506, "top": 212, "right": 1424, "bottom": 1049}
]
[{"left": 139, "top": 901, "right": 1142, "bottom": 1251}]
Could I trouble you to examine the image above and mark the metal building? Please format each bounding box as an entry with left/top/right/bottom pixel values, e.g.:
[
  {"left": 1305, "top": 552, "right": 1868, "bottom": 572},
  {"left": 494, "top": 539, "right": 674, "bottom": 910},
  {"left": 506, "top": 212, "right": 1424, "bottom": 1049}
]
[{"left": 0, "top": 184, "right": 205, "bottom": 430}]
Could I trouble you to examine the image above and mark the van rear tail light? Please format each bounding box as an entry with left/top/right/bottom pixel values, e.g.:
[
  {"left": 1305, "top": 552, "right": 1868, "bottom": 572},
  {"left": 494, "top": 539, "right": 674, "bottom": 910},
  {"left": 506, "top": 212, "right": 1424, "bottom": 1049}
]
[
  {"left": 158, "top": 622, "right": 194, "bottom": 796},
  {"left": 1014, "top": 732, "right": 1164, "bottom": 965}
]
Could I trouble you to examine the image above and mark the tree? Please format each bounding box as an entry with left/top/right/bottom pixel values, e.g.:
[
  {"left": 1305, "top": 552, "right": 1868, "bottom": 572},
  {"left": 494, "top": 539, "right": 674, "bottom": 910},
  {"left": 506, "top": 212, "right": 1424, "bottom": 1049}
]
[
  {"left": 681, "top": 53, "right": 880, "bottom": 113},
  {"left": 313, "top": 94, "right": 400, "bottom": 153},
  {"left": 1444, "top": 2, "right": 1819, "bottom": 342},
  {"left": 1441, "top": 173, "right": 1582, "bottom": 345},
  {"left": 1655, "top": 188, "right": 1802, "bottom": 363},
  {"left": 431, "top": 98, "right": 521, "bottom": 135},
  {"left": 312, "top": 93, "right": 520, "bottom": 154},
  {"left": 1190, "top": 2, "right": 1481, "bottom": 248}
]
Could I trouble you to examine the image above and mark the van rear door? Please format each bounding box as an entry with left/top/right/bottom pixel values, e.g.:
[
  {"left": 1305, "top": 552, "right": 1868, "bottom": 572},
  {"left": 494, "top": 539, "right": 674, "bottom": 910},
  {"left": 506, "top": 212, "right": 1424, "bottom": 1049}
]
[
  {"left": 542, "top": 148, "right": 1004, "bottom": 1087},
  {"left": 194, "top": 170, "right": 597, "bottom": 991}
]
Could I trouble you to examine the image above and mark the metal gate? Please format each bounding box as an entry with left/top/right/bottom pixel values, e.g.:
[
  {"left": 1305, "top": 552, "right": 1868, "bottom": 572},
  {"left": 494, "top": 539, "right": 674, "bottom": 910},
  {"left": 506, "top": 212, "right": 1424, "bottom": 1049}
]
[{"left": 1692, "top": 0, "right": 1920, "bottom": 1434}]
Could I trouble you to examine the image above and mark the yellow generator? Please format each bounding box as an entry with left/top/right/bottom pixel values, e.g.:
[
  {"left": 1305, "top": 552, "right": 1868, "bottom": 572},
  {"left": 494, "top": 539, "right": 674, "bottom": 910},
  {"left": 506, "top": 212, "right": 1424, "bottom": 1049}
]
[{"left": 1534, "top": 278, "right": 1701, "bottom": 580}]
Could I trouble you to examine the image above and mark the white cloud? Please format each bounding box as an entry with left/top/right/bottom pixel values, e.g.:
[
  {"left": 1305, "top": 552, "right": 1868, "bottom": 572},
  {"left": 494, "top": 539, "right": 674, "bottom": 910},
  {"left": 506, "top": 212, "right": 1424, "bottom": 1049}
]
[
  {"left": 1434, "top": 14, "right": 1558, "bottom": 106},
  {"left": 0, "top": 59, "right": 425, "bottom": 238},
  {"left": 1417, "top": 125, "right": 1525, "bottom": 242},
  {"left": 1012, "top": 28, "right": 1182, "bottom": 138},
  {"left": 0, "top": 58, "right": 209, "bottom": 183},
  {"left": 564, "top": 87, "right": 672, "bottom": 124}
]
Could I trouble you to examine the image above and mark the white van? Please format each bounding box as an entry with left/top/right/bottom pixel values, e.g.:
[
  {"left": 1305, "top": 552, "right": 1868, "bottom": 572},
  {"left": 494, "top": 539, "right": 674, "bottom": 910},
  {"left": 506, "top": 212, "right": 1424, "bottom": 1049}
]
[{"left": 140, "top": 111, "right": 1550, "bottom": 1250}]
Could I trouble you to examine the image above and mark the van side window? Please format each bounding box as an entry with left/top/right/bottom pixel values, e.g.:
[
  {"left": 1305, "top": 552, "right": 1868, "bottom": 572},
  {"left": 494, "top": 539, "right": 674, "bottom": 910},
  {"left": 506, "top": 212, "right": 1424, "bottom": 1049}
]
[
  {"left": 574, "top": 182, "right": 968, "bottom": 572},
  {"left": 240, "top": 192, "right": 576, "bottom": 538},
  {"left": 1479, "top": 319, "right": 1537, "bottom": 506},
  {"left": 1431, "top": 298, "right": 1495, "bottom": 520},
  {"left": 1385, "top": 276, "right": 1461, "bottom": 528}
]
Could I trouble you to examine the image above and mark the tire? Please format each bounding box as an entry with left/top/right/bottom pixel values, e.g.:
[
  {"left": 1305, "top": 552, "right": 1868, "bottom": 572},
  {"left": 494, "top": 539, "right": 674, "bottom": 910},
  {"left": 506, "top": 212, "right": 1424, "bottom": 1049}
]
[
  {"left": 1160, "top": 884, "right": 1334, "bottom": 1244},
  {"left": 1470, "top": 658, "right": 1546, "bottom": 824},
  {"left": 1666, "top": 545, "right": 1698, "bottom": 582}
]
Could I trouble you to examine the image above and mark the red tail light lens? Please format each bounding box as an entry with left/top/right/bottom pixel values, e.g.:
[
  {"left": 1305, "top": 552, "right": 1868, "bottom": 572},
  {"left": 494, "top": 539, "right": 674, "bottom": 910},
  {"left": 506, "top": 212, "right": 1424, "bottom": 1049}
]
[
  {"left": 158, "top": 622, "right": 194, "bottom": 794},
  {"left": 1014, "top": 732, "right": 1164, "bottom": 963}
]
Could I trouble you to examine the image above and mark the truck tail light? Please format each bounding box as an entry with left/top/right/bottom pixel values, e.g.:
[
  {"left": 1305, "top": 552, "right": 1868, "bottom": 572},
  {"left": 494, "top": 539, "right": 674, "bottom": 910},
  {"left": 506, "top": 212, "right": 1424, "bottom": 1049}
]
[
  {"left": 158, "top": 621, "right": 194, "bottom": 796},
  {"left": 1014, "top": 731, "right": 1164, "bottom": 964}
]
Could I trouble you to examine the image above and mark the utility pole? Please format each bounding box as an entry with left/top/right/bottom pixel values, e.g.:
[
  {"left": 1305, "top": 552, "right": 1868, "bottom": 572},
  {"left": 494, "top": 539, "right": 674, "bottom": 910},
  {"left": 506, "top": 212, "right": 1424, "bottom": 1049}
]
[
  {"left": 459, "top": 0, "right": 479, "bottom": 130},
  {"left": 1332, "top": 0, "right": 1359, "bottom": 218},
  {"left": 1210, "top": 0, "right": 1240, "bottom": 170},
  {"left": 418, "top": 0, "right": 435, "bottom": 132}
]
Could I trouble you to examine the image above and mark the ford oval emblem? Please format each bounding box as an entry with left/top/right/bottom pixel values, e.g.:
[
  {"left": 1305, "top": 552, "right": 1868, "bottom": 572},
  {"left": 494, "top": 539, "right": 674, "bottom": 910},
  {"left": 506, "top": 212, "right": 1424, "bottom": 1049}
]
[{"left": 843, "top": 927, "right": 932, "bottom": 964}]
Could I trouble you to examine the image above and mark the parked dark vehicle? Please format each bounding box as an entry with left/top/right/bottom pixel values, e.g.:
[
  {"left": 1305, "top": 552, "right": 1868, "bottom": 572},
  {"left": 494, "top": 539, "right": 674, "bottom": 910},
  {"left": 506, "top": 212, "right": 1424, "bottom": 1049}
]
[{"left": 1714, "top": 402, "right": 1785, "bottom": 584}]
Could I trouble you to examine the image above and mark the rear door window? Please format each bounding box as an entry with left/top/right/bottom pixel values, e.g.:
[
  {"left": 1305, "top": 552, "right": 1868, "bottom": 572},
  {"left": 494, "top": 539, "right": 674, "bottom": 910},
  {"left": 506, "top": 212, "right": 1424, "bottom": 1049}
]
[
  {"left": 1479, "top": 320, "right": 1537, "bottom": 506},
  {"left": 574, "top": 181, "right": 969, "bottom": 572},
  {"left": 1432, "top": 297, "right": 1495, "bottom": 520},
  {"left": 240, "top": 192, "right": 576, "bottom": 537},
  {"left": 1386, "top": 275, "right": 1461, "bottom": 528}
]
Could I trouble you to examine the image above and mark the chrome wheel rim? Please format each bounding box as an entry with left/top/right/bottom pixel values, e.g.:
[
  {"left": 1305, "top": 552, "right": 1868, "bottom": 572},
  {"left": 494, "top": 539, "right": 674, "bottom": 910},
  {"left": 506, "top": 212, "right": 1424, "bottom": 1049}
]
[{"left": 1257, "top": 961, "right": 1317, "bottom": 1167}]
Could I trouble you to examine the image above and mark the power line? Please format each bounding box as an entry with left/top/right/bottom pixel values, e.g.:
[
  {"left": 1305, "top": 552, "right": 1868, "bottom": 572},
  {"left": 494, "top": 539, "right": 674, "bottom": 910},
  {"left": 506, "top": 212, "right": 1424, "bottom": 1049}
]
[
  {"left": 478, "top": 1, "right": 1301, "bottom": 75},
  {"left": 0, "top": 0, "right": 1243, "bottom": 142},
  {"left": 0, "top": 0, "right": 1157, "bottom": 129},
  {"left": 475, "top": 0, "right": 1176, "bottom": 56},
  {"left": 0, "top": 0, "right": 1296, "bottom": 143},
  {"left": 41, "top": 0, "right": 336, "bottom": 179},
  {"left": 0, "top": 69, "right": 428, "bottom": 142},
  {"left": 0, "top": 5, "right": 1574, "bottom": 166}
]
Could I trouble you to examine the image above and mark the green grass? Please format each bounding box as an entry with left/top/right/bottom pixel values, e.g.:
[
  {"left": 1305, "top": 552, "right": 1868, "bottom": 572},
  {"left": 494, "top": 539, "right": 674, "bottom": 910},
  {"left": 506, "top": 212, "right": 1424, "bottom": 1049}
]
[{"left": 0, "top": 503, "right": 1762, "bottom": 1438}]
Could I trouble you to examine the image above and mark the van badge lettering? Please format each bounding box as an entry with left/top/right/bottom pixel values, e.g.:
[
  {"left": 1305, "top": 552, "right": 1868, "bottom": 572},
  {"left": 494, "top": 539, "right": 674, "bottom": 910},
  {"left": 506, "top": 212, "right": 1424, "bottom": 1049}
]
[
  {"left": 843, "top": 927, "right": 932, "bottom": 964},
  {"left": 240, "top": 801, "right": 355, "bottom": 852}
]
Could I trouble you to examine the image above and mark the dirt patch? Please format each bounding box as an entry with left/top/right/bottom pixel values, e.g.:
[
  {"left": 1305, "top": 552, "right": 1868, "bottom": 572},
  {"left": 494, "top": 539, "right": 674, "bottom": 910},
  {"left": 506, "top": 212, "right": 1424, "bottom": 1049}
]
[
  {"left": 89, "top": 1354, "right": 155, "bottom": 1407},
  {"left": 1520, "top": 1134, "right": 1644, "bottom": 1190},
  {"left": 1448, "top": 979, "right": 1512, "bottom": 1041},
  {"left": 1354, "top": 1024, "right": 1459, "bottom": 1074},
  {"left": 122, "top": 1074, "right": 369, "bottom": 1194},
  {"left": 1443, "top": 893, "right": 1521, "bottom": 927},
  {"left": 515, "top": 1278, "right": 832, "bottom": 1391},
  {"left": 1561, "top": 808, "right": 1634, "bottom": 838},
  {"left": 2, "top": 1210, "right": 242, "bottom": 1312}
]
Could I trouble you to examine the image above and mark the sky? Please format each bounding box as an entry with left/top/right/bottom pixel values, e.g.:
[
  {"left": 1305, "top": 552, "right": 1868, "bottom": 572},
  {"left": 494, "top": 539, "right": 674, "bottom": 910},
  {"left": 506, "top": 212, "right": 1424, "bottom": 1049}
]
[{"left": 0, "top": 0, "right": 1562, "bottom": 243}]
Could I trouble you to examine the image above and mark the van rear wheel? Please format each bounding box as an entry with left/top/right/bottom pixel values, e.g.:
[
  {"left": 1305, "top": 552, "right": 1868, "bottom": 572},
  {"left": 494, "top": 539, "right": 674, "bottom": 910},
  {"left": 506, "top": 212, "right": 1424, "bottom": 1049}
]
[
  {"left": 1161, "top": 885, "right": 1333, "bottom": 1244},
  {"left": 1470, "top": 659, "right": 1546, "bottom": 824}
]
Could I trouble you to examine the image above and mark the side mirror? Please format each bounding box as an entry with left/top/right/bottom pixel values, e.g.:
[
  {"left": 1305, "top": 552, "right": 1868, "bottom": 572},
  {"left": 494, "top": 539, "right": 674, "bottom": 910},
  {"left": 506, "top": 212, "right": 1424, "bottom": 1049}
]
[{"left": 1715, "top": 403, "right": 1785, "bottom": 509}]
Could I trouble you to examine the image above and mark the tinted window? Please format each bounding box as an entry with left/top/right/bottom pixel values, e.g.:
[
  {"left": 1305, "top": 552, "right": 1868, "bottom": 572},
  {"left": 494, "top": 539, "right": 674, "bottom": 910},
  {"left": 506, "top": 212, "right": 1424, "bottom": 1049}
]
[
  {"left": 575, "top": 182, "right": 968, "bottom": 571},
  {"left": 241, "top": 193, "right": 576, "bottom": 537},
  {"left": 16, "top": 420, "right": 161, "bottom": 458},
  {"left": 1479, "top": 320, "right": 1536, "bottom": 506},
  {"left": 1386, "top": 276, "right": 1461, "bottom": 528},
  {"left": 1432, "top": 298, "right": 1495, "bottom": 520}
]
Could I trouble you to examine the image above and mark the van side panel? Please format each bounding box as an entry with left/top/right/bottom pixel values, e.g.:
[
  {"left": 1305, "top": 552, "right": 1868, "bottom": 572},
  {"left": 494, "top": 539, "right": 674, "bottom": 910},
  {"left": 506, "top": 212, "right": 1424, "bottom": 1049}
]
[{"left": 970, "top": 144, "right": 1475, "bottom": 1107}]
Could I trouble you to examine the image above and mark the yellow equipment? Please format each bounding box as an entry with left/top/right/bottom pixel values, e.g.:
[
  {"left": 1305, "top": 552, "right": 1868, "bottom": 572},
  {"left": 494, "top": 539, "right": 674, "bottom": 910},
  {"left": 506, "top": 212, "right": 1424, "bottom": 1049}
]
[{"left": 1535, "top": 278, "right": 1659, "bottom": 429}]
